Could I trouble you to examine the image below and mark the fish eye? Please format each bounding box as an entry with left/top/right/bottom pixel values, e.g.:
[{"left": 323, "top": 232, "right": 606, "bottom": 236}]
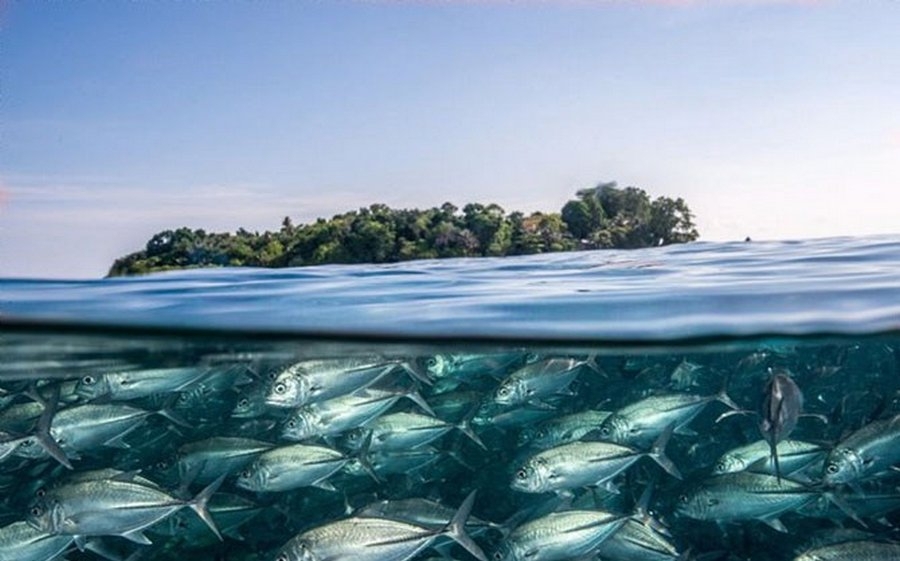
[
  {"left": 35, "top": 488, "right": 46, "bottom": 498},
  {"left": 600, "top": 427, "right": 610, "bottom": 435},
  {"left": 678, "top": 494, "right": 688, "bottom": 503},
  {"left": 536, "top": 429, "right": 546, "bottom": 438},
  {"left": 82, "top": 375, "right": 95, "bottom": 385},
  {"left": 287, "top": 419, "right": 296, "bottom": 428},
  {"left": 826, "top": 464, "right": 839, "bottom": 474},
  {"left": 274, "top": 383, "right": 287, "bottom": 395},
  {"left": 240, "top": 469, "right": 252, "bottom": 479},
  {"left": 276, "top": 555, "right": 289, "bottom": 561},
  {"left": 715, "top": 462, "right": 727, "bottom": 472},
  {"left": 30, "top": 506, "right": 43, "bottom": 517},
  {"left": 238, "top": 398, "right": 249, "bottom": 407},
  {"left": 707, "top": 497, "right": 719, "bottom": 506},
  {"left": 426, "top": 357, "right": 437, "bottom": 367},
  {"left": 516, "top": 469, "right": 527, "bottom": 479},
  {"left": 493, "top": 552, "right": 503, "bottom": 561},
  {"left": 498, "top": 387, "right": 509, "bottom": 396}
]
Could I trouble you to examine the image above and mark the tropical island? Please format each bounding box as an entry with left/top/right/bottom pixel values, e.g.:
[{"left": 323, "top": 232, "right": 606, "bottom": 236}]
[{"left": 107, "top": 182, "right": 699, "bottom": 277}]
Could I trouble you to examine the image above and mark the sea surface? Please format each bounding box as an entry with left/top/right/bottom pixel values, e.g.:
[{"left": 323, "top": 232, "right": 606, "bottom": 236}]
[{"left": 1, "top": 235, "right": 899, "bottom": 561}]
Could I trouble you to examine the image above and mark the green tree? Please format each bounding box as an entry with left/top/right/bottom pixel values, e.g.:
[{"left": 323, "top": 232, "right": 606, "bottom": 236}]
[{"left": 107, "top": 181, "right": 700, "bottom": 276}]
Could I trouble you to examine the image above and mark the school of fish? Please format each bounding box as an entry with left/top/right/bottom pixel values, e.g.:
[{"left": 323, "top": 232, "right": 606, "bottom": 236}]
[{"left": 1, "top": 334, "right": 900, "bottom": 561}]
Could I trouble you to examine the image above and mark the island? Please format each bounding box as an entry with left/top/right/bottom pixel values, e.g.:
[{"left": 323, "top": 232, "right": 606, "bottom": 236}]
[{"left": 108, "top": 182, "right": 699, "bottom": 277}]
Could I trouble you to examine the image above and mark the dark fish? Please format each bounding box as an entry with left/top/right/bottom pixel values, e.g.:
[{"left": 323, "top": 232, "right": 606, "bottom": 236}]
[{"left": 759, "top": 369, "right": 803, "bottom": 482}]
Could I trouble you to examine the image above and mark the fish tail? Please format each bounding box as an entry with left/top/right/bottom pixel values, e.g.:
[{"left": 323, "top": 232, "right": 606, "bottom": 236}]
[
  {"left": 715, "top": 376, "right": 740, "bottom": 411},
  {"left": 188, "top": 474, "right": 226, "bottom": 541},
  {"left": 400, "top": 361, "right": 433, "bottom": 386},
  {"left": 443, "top": 490, "right": 488, "bottom": 561},
  {"left": 648, "top": 423, "right": 682, "bottom": 480},
  {"left": 456, "top": 418, "right": 487, "bottom": 451},
  {"left": 404, "top": 387, "right": 436, "bottom": 417},
  {"left": 30, "top": 384, "right": 73, "bottom": 470},
  {"left": 354, "top": 430, "right": 382, "bottom": 483}
]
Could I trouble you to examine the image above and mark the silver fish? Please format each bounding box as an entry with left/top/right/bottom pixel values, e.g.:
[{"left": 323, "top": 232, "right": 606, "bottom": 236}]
[
  {"left": 493, "top": 358, "right": 586, "bottom": 408},
  {"left": 0, "top": 520, "right": 73, "bottom": 561},
  {"left": 493, "top": 509, "right": 627, "bottom": 561},
  {"left": 517, "top": 409, "right": 612, "bottom": 450},
  {"left": 27, "top": 475, "right": 224, "bottom": 545},
  {"left": 175, "top": 436, "right": 274, "bottom": 485},
  {"left": 793, "top": 540, "right": 900, "bottom": 561},
  {"left": 675, "top": 471, "right": 819, "bottom": 532},
  {"left": 594, "top": 518, "right": 680, "bottom": 561},
  {"left": 356, "top": 497, "right": 501, "bottom": 538},
  {"left": 74, "top": 366, "right": 216, "bottom": 401},
  {"left": 15, "top": 403, "right": 162, "bottom": 463},
  {"left": 823, "top": 414, "right": 900, "bottom": 485},
  {"left": 511, "top": 425, "right": 680, "bottom": 494},
  {"left": 265, "top": 358, "right": 407, "bottom": 409},
  {"left": 597, "top": 388, "right": 738, "bottom": 449},
  {"left": 272, "top": 490, "right": 487, "bottom": 561},
  {"left": 236, "top": 443, "right": 348, "bottom": 493},
  {"left": 281, "top": 386, "right": 432, "bottom": 442},
  {"left": 343, "top": 411, "right": 483, "bottom": 452},
  {"left": 712, "top": 439, "right": 827, "bottom": 478},
  {"left": 420, "top": 352, "right": 530, "bottom": 392}
]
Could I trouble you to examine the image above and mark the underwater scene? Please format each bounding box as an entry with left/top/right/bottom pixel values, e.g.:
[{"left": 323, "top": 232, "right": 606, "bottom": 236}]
[{"left": 2, "top": 329, "right": 900, "bottom": 561}]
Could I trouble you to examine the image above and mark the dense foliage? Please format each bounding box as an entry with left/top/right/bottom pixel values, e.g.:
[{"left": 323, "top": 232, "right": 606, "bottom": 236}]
[{"left": 108, "top": 182, "right": 699, "bottom": 276}]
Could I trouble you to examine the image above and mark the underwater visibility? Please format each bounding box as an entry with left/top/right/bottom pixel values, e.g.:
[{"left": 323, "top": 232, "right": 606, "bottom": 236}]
[{"left": 2, "top": 236, "right": 900, "bottom": 561}]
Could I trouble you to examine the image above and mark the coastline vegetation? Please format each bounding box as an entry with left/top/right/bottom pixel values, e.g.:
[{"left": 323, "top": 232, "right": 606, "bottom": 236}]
[{"left": 107, "top": 181, "right": 699, "bottom": 277}]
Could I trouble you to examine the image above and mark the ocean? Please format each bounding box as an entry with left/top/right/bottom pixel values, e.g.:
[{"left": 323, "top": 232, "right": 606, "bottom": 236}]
[{"left": 1, "top": 235, "right": 899, "bottom": 561}]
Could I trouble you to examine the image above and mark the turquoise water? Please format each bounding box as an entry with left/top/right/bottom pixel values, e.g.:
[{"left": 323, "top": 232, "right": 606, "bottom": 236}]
[{"left": 1, "top": 236, "right": 899, "bottom": 561}]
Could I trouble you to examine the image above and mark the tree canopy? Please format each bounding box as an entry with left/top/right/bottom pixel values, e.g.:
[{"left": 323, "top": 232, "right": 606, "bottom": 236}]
[{"left": 107, "top": 182, "right": 700, "bottom": 277}]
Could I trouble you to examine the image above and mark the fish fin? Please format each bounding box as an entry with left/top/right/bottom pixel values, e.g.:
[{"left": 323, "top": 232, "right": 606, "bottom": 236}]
[
  {"left": 447, "top": 449, "right": 477, "bottom": 472},
  {"left": 188, "top": 473, "right": 226, "bottom": 541},
  {"left": 824, "top": 491, "right": 867, "bottom": 528},
  {"left": 74, "top": 535, "right": 88, "bottom": 551},
  {"left": 648, "top": 423, "right": 682, "bottom": 480},
  {"left": 403, "top": 388, "right": 436, "bottom": 417},
  {"left": 312, "top": 479, "right": 338, "bottom": 492},
  {"left": 799, "top": 413, "right": 829, "bottom": 424},
  {"left": 673, "top": 426, "right": 697, "bottom": 437},
  {"left": 109, "top": 469, "right": 144, "bottom": 483},
  {"left": 33, "top": 385, "right": 73, "bottom": 470},
  {"left": 354, "top": 431, "right": 381, "bottom": 484},
  {"left": 525, "top": 399, "right": 557, "bottom": 411},
  {"left": 120, "top": 529, "right": 153, "bottom": 545},
  {"left": 563, "top": 514, "right": 626, "bottom": 535},
  {"left": 456, "top": 419, "right": 487, "bottom": 451},
  {"left": 598, "top": 480, "right": 621, "bottom": 494},
  {"left": 760, "top": 517, "right": 788, "bottom": 533},
  {"left": 443, "top": 489, "right": 488, "bottom": 561},
  {"left": 715, "top": 409, "right": 753, "bottom": 423},
  {"left": 583, "top": 355, "right": 604, "bottom": 375},
  {"left": 715, "top": 378, "right": 740, "bottom": 411},
  {"left": 103, "top": 423, "right": 142, "bottom": 449},
  {"left": 399, "top": 361, "right": 433, "bottom": 386}
]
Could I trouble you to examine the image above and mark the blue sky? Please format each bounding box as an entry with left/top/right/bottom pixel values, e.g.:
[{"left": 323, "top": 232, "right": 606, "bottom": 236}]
[{"left": 2, "top": 1, "right": 898, "bottom": 278}]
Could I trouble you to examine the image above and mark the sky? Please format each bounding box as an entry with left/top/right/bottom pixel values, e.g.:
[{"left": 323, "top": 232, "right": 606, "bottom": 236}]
[{"left": 1, "top": 0, "right": 898, "bottom": 279}]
